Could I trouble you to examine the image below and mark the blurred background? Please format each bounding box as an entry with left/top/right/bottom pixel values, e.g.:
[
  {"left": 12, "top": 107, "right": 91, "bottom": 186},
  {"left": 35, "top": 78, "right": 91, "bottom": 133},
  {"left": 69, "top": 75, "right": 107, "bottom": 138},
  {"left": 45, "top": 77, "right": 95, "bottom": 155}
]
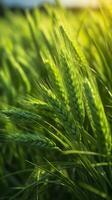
[{"left": 0, "top": 0, "right": 99, "bottom": 8}]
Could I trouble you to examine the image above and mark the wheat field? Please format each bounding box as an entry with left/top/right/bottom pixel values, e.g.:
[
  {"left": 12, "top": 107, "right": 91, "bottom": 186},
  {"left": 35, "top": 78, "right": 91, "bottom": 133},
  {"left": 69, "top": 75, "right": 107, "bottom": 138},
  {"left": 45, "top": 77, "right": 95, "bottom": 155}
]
[{"left": 0, "top": 3, "right": 112, "bottom": 200}]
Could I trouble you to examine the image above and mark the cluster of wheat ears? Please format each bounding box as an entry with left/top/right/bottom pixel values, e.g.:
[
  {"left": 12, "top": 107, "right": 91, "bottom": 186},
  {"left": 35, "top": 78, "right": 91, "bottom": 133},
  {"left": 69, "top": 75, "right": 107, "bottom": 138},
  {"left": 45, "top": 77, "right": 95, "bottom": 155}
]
[{"left": 0, "top": 4, "right": 112, "bottom": 200}]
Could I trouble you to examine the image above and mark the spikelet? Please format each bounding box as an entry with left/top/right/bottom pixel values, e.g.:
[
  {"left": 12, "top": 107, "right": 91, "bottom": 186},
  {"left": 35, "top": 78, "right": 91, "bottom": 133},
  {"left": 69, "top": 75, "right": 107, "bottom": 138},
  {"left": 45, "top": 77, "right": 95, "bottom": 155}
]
[{"left": 84, "top": 78, "right": 111, "bottom": 154}]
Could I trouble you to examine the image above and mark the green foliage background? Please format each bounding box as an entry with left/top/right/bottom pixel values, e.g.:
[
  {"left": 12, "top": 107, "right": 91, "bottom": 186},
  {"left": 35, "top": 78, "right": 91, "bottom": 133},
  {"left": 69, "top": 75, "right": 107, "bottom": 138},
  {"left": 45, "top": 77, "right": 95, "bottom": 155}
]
[{"left": 0, "top": 4, "right": 112, "bottom": 200}]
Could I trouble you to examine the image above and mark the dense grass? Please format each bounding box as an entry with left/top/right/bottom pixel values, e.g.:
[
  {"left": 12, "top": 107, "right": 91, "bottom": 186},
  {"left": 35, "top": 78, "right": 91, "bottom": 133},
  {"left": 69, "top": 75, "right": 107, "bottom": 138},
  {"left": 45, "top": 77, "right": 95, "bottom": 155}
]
[{"left": 0, "top": 4, "right": 112, "bottom": 200}]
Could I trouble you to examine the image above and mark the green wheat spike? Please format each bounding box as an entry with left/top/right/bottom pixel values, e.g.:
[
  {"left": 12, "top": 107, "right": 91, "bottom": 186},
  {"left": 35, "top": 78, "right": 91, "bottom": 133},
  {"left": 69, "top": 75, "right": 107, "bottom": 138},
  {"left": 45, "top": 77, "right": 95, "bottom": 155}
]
[
  {"left": 1, "top": 108, "right": 42, "bottom": 129},
  {"left": 1, "top": 132, "right": 60, "bottom": 151},
  {"left": 60, "top": 51, "right": 85, "bottom": 125},
  {"left": 84, "top": 78, "right": 111, "bottom": 154}
]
